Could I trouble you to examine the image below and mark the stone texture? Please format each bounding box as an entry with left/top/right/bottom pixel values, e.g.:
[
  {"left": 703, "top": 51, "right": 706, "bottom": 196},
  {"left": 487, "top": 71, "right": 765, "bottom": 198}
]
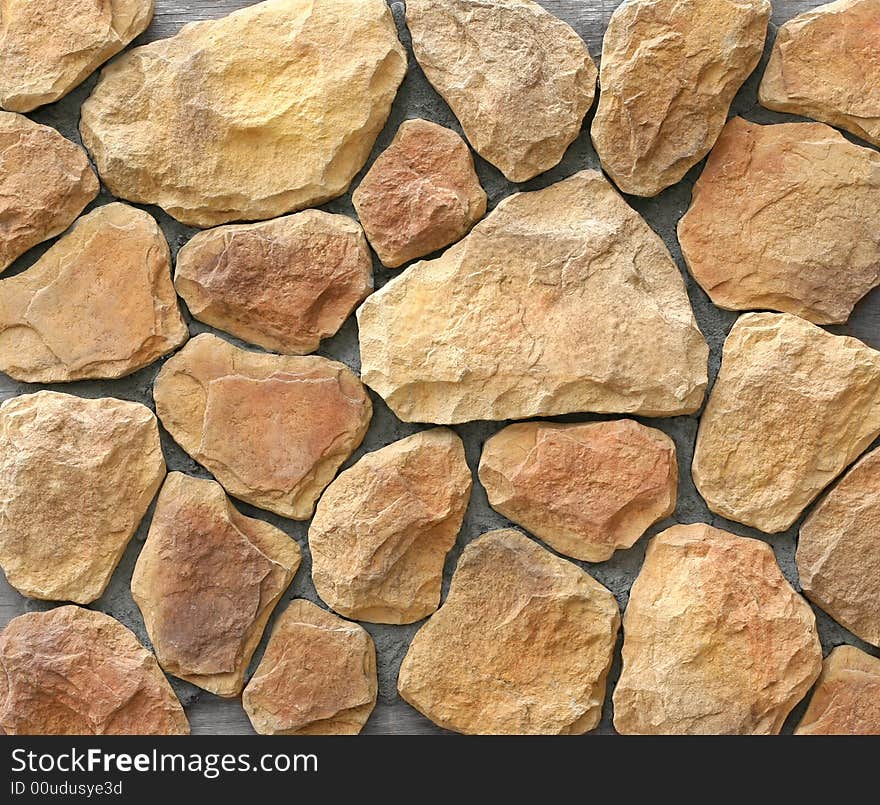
[
  {"left": 131, "top": 473, "right": 301, "bottom": 697},
  {"left": 0, "top": 0, "right": 154, "bottom": 112},
  {"left": 0, "top": 111, "right": 98, "bottom": 273},
  {"left": 693, "top": 313, "right": 880, "bottom": 533},
  {"left": 398, "top": 529, "right": 620, "bottom": 735},
  {"left": 174, "top": 210, "right": 372, "bottom": 355},
  {"left": 795, "top": 646, "right": 880, "bottom": 735},
  {"left": 0, "top": 202, "right": 188, "bottom": 383},
  {"left": 405, "top": 0, "right": 596, "bottom": 182},
  {"left": 797, "top": 446, "right": 880, "bottom": 647},
  {"left": 352, "top": 119, "right": 486, "bottom": 268},
  {"left": 242, "top": 599, "right": 377, "bottom": 735},
  {"left": 153, "top": 333, "right": 372, "bottom": 520},
  {"left": 0, "top": 391, "right": 165, "bottom": 604},
  {"left": 613, "top": 523, "right": 822, "bottom": 735},
  {"left": 760, "top": 0, "right": 880, "bottom": 149},
  {"left": 679, "top": 118, "right": 880, "bottom": 324},
  {"left": 0, "top": 606, "right": 188, "bottom": 735},
  {"left": 478, "top": 419, "right": 677, "bottom": 562},
  {"left": 79, "top": 0, "right": 406, "bottom": 227},
  {"left": 310, "top": 429, "right": 471, "bottom": 624},
  {"left": 591, "top": 0, "right": 771, "bottom": 197},
  {"left": 358, "top": 171, "right": 708, "bottom": 424}
]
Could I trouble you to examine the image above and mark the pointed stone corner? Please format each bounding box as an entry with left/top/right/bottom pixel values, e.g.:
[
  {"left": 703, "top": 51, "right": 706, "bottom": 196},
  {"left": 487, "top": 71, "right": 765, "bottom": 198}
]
[
  {"left": 357, "top": 170, "right": 708, "bottom": 424},
  {"left": 693, "top": 313, "right": 880, "bottom": 532},
  {"left": 132, "top": 473, "right": 301, "bottom": 697},
  {"left": 613, "top": 523, "right": 821, "bottom": 735},
  {"left": 397, "top": 529, "right": 620, "bottom": 734},
  {"left": 153, "top": 333, "right": 372, "bottom": 519}
]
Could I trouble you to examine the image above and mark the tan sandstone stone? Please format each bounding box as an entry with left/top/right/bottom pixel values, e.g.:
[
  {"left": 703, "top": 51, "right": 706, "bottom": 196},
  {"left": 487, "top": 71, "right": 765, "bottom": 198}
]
[
  {"left": 405, "top": 0, "right": 596, "bottom": 182},
  {"left": 0, "top": 391, "right": 165, "bottom": 604},
  {"left": 0, "top": 606, "right": 188, "bottom": 735},
  {"left": 591, "top": 0, "right": 770, "bottom": 197},
  {"left": 797, "top": 446, "right": 880, "bottom": 648},
  {"left": 174, "top": 211, "right": 372, "bottom": 355},
  {"left": 478, "top": 420, "right": 677, "bottom": 563},
  {"left": 0, "top": 112, "right": 98, "bottom": 273},
  {"left": 397, "top": 529, "right": 620, "bottom": 734},
  {"left": 0, "top": 203, "right": 187, "bottom": 383},
  {"left": 357, "top": 171, "right": 708, "bottom": 424},
  {"left": 613, "top": 524, "right": 822, "bottom": 735},
  {"left": 352, "top": 119, "right": 486, "bottom": 268},
  {"left": 132, "top": 473, "right": 301, "bottom": 697},
  {"left": 679, "top": 118, "right": 880, "bottom": 324},
  {"left": 760, "top": 0, "right": 880, "bottom": 149},
  {"left": 795, "top": 646, "right": 880, "bottom": 735},
  {"left": 242, "top": 599, "right": 377, "bottom": 735},
  {"left": 0, "top": 0, "right": 153, "bottom": 112},
  {"left": 310, "top": 429, "right": 471, "bottom": 624},
  {"left": 79, "top": 0, "right": 406, "bottom": 227},
  {"left": 153, "top": 333, "right": 372, "bottom": 520},
  {"left": 693, "top": 313, "right": 880, "bottom": 533}
]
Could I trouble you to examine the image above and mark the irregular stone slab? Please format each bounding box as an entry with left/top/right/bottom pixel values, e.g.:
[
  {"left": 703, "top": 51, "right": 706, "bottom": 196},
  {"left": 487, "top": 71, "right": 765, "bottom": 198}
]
[
  {"left": 613, "top": 524, "right": 822, "bottom": 735},
  {"left": 679, "top": 118, "right": 880, "bottom": 324},
  {"left": 132, "top": 473, "right": 301, "bottom": 697},
  {"left": 398, "top": 529, "right": 620, "bottom": 734},
  {"left": 175, "top": 210, "right": 372, "bottom": 355},
  {"left": 795, "top": 646, "right": 880, "bottom": 735},
  {"left": 693, "top": 313, "right": 880, "bottom": 533},
  {"left": 0, "top": 0, "right": 153, "bottom": 112},
  {"left": 242, "top": 599, "right": 377, "bottom": 735},
  {"left": 80, "top": 0, "right": 406, "bottom": 227},
  {"left": 405, "top": 0, "right": 596, "bottom": 182},
  {"left": 797, "top": 446, "right": 880, "bottom": 647},
  {"left": 0, "top": 391, "right": 165, "bottom": 604},
  {"left": 0, "top": 606, "right": 189, "bottom": 735},
  {"left": 310, "top": 429, "right": 471, "bottom": 624},
  {"left": 591, "top": 0, "right": 771, "bottom": 196},
  {"left": 153, "top": 333, "right": 372, "bottom": 519},
  {"left": 0, "top": 112, "right": 98, "bottom": 273},
  {"left": 478, "top": 420, "right": 676, "bottom": 562},
  {"left": 352, "top": 119, "right": 486, "bottom": 268},
  {"left": 0, "top": 203, "right": 188, "bottom": 383},
  {"left": 760, "top": 0, "right": 880, "bottom": 149},
  {"left": 358, "top": 171, "right": 708, "bottom": 424}
]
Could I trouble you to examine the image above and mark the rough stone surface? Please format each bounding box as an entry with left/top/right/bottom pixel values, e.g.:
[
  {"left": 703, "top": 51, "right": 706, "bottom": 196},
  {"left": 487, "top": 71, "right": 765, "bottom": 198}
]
[
  {"left": 0, "top": 0, "right": 154, "bottom": 112},
  {"left": 358, "top": 171, "right": 708, "bottom": 424},
  {"left": 242, "top": 599, "right": 377, "bottom": 735},
  {"left": 153, "top": 333, "right": 372, "bottom": 520},
  {"left": 0, "top": 391, "right": 165, "bottom": 604},
  {"left": 613, "top": 523, "right": 822, "bottom": 735},
  {"left": 0, "top": 606, "right": 188, "bottom": 735},
  {"left": 405, "top": 0, "right": 597, "bottom": 182},
  {"left": 760, "top": 0, "right": 880, "bottom": 149},
  {"left": 132, "top": 473, "right": 301, "bottom": 697},
  {"left": 693, "top": 313, "right": 880, "bottom": 533},
  {"left": 398, "top": 529, "right": 620, "bottom": 734},
  {"left": 797, "top": 446, "right": 880, "bottom": 648},
  {"left": 0, "top": 111, "right": 98, "bottom": 273},
  {"left": 591, "top": 0, "right": 770, "bottom": 197},
  {"left": 795, "top": 646, "right": 880, "bottom": 735},
  {"left": 478, "top": 419, "right": 677, "bottom": 562},
  {"left": 679, "top": 118, "right": 880, "bottom": 324},
  {"left": 310, "top": 429, "right": 471, "bottom": 624},
  {"left": 0, "top": 203, "right": 188, "bottom": 383},
  {"left": 174, "top": 210, "right": 373, "bottom": 355},
  {"left": 352, "top": 119, "right": 486, "bottom": 268},
  {"left": 79, "top": 0, "right": 406, "bottom": 227}
]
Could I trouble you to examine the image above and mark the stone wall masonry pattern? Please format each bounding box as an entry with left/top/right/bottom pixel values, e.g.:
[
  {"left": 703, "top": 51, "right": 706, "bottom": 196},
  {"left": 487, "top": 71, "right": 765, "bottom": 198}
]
[{"left": 0, "top": 0, "right": 879, "bottom": 735}]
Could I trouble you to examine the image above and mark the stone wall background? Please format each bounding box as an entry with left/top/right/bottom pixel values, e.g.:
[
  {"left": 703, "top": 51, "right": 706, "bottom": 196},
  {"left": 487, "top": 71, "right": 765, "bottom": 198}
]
[{"left": 1, "top": 0, "right": 876, "bottom": 734}]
